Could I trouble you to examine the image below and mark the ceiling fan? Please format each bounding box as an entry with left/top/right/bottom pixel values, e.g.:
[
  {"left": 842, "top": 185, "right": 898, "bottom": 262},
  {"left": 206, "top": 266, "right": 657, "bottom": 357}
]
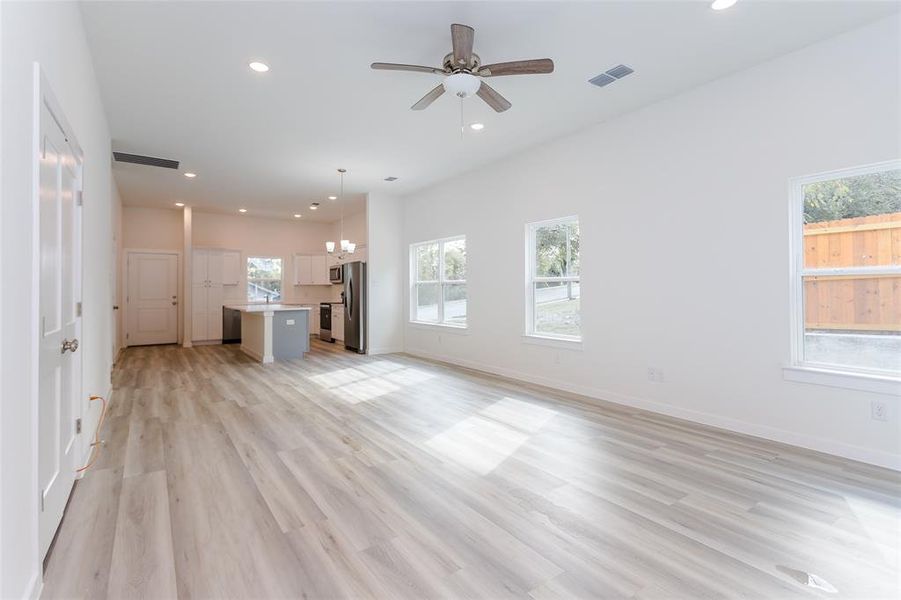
[{"left": 371, "top": 23, "right": 554, "bottom": 113}]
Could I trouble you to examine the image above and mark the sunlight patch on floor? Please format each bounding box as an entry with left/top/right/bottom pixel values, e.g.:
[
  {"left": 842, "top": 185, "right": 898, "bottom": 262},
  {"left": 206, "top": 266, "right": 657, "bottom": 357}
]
[
  {"left": 426, "top": 397, "right": 558, "bottom": 475},
  {"left": 331, "top": 378, "right": 401, "bottom": 404}
]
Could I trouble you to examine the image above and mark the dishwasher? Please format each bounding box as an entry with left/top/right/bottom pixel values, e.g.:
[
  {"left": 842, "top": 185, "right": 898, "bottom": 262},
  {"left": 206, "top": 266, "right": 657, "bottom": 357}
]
[
  {"left": 222, "top": 307, "right": 241, "bottom": 343},
  {"left": 319, "top": 302, "right": 333, "bottom": 342}
]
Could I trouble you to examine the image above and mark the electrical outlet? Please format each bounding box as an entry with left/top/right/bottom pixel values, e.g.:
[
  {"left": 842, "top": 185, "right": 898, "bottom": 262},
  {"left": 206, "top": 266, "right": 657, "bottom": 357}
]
[{"left": 871, "top": 400, "right": 888, "bottom": 421}]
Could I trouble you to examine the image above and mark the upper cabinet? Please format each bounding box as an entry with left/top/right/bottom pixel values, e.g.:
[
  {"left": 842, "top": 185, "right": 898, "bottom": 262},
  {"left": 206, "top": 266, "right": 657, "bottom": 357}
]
[
  {"left": 222, "top": 251, "right": 241, "bottom": 285},
  {"left": 294, "top": 254, "right": 329, "bottom": 285}
]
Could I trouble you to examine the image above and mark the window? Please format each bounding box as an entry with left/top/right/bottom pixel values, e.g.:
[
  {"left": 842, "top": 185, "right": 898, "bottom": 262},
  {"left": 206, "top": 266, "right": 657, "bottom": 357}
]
[
  {"left": 527, "top": 217, "right": 580, "bottom": 340},
  {"left": 247, "top": 256, "right": 283, "bottom": 302},
  {"left": 410, "top": 236, "right": 466, "bottom": 327},
  {"left": 791, "top": 161, "right": 900, "bottom": 376}
]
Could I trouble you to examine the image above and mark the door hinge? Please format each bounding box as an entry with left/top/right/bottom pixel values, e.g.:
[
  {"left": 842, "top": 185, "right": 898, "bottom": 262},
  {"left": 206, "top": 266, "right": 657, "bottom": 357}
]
[
  {"left": 76, "top": 301, "right": 82, "bottom": 317},
  {"left": 75, "top": 417, "right": 82, "bottom": 434},
  {"left": 76, "top": 190, "right": 83, "bottom": 206},
  {"left": 126, "top": 332, "right": 129, "bottom": 340},
  {"left": 40, "top": 490, "right": 44, "bottom": 512}
]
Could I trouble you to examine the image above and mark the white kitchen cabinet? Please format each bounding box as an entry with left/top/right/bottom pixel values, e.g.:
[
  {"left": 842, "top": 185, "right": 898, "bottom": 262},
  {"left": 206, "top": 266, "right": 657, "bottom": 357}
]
[
  {"left": 311, "top": 255, "right": 329, "bottom": 285},
  {"left": 309, "top": 305, "right": 319, "bottom": 334},
  {"left": 192, "top": 249, "right": 225, "bottom": 342},
  {"left": 293, "top": 254, "right": 329, "bottom": 285},
  {"left": 293, "top": 255, "right": 311, "bottom": 285},
  {"left": 333, "top": 305, "right": 344, "bottom": 341},
  {"left": 222, "top": 251, "right": 241, "bottom": 285}
]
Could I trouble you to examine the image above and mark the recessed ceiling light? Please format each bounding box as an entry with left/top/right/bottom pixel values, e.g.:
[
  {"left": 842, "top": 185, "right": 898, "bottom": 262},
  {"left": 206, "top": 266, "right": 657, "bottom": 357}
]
[
  {"left": 328, "top": 195, "right": 337, "bottom": 200},
  {"left": 239, "top": 208, "right": 247, "bottom": 213},
  {"left": 310, "top": 203, "right": 319, "bottom": 210},
  {"left": 248, "top": 61, "right": 270, "bottom": 72},
  {"left": 384, "top": 176, "right": 398, "bottom": 182},
  {"left": 711, "top": 0, "right": 737, "bottom": 10},
  {"left": 469, "top": 122, "right": 485, "bottom": 131},
  {"left": 174, "top": 202, "right": 185, "bottom": 207},
  {"left": 294, "top": 214, "right": 302, "bottom": 218},
  {"left": 184, "top": 172, "right": 196, "bottom": 178}
]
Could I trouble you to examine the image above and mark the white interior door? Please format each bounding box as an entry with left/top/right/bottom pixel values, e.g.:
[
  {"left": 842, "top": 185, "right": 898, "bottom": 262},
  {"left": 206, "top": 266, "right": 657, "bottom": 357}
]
[
  {"left": 38, "top": 97, "right": 82, "bottom": 558},
  {"left": 126, "top": 252, "right": 178, "bottom": 345}
]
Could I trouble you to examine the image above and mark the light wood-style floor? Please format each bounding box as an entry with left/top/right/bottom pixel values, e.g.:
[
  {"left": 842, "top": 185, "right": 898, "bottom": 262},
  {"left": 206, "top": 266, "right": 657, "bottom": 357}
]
[{"left": 42, "top": 340, "right": 900, "bottom": 599}]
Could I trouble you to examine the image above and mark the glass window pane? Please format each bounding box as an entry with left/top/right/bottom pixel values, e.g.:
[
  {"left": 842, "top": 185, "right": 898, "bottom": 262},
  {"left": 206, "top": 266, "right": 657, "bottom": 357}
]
[
  {"left": 535, "top": 224, "right": 568, "bottom": 277},
  {"left": 568, "top": 221, "right": 580, "bottom": 277},
  {"left": 444, "top": 239, "right": 466, "bottom": 281},
  {"left": 415, "top": 243, "right": 439, "bottom": 281},
  {"left": 802, "top": 274, "right": 900, "bottom": 373},
  {"left": 534, "top": 281, "right": 580, "bottom": 337},
  {"left": 415, "top": 283, "right": 439, "bottom": 322},
  {"left": 443, "top": 283, "right": 467, "bottom": 325},
  {"left": 247, "top": 257, "right": 282, "bottom": 302},
  {"left": 803, "top": 168, "right": 901, "bottom": 268}
]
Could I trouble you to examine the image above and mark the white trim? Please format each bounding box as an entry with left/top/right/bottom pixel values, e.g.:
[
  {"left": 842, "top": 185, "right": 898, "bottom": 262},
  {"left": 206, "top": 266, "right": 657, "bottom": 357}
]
[
  {"left": 788, "top": 160, "right": 901, "bottom": 378},
  {"left": 525, "top": 215, "right": 582, "bottom": 341},
  {"left": 405, "top": 347, "right": 901, "bottom": 471},
  {"left": 783, "top": 366, "right": 901, "bottom": 396},
  {"left": 409, "top": 321, "right": 469, "bottom": 334},
  {"left": 367, "top": 346, "right": 405, "bottom": 355},
  {"left": 521, "top": 334, "right": 583, "bottom": 349},
  {"left": 122, "top": 249, "right": 182, "bottom": 347},
  {"left": 409, "top": 235, "right": 467, "bottom": 327}
]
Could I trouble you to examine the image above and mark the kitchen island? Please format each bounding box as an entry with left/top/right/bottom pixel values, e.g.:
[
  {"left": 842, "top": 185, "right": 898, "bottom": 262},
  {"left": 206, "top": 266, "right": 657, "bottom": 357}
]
[{"left": 225, "top": 304, "right": 311, "bottom": 363}]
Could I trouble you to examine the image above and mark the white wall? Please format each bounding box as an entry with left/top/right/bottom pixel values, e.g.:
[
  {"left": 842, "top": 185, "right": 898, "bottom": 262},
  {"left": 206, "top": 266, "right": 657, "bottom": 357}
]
[
  {"left": 1, "top": 2, "right": 118, "bottom": 598},
  {"left": 366, "top": 193, "right": 405, "bottom": 354},
  {"left": 402, "top": 17, "right": 901, "bottom": 469}
]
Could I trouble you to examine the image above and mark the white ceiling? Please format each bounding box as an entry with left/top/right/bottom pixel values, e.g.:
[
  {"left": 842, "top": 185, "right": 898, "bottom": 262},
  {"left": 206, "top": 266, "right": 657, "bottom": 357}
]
[{"left": 81, "top": 0, "right": 898, "bottom": 222}]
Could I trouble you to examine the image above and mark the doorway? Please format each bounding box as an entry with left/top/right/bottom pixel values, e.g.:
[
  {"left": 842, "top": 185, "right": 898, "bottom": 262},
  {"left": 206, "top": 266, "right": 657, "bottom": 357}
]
[
  {"left": 37, "top": 72, "right": 83, "bottom": 559},
  {"left": 125, "top": 251, "right": 179, "bottom": 346}
]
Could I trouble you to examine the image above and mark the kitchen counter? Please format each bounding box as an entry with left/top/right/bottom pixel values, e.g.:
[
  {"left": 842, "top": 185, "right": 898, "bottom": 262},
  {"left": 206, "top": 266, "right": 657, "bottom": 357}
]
[
  {"left": 224, "top": 304, "right": 310, "bottom": 363},
  {"left": 225, "top": 303, "right": 312, "bottom": 314}
]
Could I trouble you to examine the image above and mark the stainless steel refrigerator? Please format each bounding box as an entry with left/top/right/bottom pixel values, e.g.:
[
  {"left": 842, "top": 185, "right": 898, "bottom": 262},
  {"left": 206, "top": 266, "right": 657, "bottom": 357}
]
[{"left": 342, "top": 261, "right": 366, "bottom": 353}]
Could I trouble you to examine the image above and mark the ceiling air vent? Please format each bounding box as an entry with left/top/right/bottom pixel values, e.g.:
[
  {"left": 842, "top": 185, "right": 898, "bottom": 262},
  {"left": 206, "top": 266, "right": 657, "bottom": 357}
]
[
  {"left": 589, "top": 64, "right": 634, "bottom": 88},
  {"left": 112, "top": 152, "right": 179, "bottom": 170}
]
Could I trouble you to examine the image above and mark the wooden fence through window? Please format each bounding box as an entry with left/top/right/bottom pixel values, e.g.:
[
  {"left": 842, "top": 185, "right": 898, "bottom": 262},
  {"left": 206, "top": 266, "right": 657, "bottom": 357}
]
[{"left": 803, "top": 211, "right": 901, "bottom": 332}]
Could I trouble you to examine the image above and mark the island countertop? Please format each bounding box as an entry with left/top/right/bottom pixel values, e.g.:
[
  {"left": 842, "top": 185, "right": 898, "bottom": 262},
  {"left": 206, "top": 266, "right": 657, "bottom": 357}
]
[{"left": 224, "top": 303, "right": 312, "bottom": 314}]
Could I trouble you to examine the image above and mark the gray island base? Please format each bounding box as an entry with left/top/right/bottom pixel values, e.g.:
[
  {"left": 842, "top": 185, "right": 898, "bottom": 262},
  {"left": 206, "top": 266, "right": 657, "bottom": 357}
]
[{"left": 225, "top": 304, "right": 311, "bottom": 363}]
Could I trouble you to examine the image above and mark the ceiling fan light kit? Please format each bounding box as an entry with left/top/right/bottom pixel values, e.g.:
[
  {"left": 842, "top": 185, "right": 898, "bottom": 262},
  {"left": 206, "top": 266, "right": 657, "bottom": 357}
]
[
  {"left": 371, "top": 23, "right": 554, "bottom": 113},
  {"left": 443, "top": 72, "right": 481, "bottom": 98}
]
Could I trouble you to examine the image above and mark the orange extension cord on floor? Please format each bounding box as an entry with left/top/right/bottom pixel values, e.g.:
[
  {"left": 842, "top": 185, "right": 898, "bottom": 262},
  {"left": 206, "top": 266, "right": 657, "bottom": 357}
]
[{"left": 75, "top": 394, "right": 107, "bottom": 473}]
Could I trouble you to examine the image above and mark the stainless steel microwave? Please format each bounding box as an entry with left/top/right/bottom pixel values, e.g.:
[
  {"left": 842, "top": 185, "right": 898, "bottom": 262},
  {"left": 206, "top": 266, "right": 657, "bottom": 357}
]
[{"left": 329, "top": 264, "right": 343, "bottom": 284}]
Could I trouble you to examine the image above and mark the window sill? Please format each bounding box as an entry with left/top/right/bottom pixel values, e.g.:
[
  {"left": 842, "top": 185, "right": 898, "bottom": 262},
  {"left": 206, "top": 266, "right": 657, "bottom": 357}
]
[
  {"left": 408, "top": 321, "right": 469, "bottom": 334},
  {"left": 522, "top": 334, "right": 583, "bottom": 350},
  {"left": 783, "top": 365, "right": 901, "bottom": 396}
]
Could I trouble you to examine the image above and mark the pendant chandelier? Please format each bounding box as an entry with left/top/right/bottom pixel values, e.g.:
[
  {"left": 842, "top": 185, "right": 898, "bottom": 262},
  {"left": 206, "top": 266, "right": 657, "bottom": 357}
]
[{"left": 325, "top": 168, "right": 356, "bottom": 257}]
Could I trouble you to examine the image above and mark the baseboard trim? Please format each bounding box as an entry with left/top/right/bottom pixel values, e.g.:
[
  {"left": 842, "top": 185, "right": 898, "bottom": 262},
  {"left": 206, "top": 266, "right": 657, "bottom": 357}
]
[
  {"left": 368, "top": 346, "right": 404, "bottom": 355},
  {"left": 405, "top": 347, "right": 901, "bottom": 472}
]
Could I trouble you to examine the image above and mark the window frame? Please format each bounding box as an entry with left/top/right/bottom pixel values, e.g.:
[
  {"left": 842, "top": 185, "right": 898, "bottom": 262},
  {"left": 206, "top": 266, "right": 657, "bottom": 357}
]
[
  {"left": 525, "top": 216, "right": 582, "bottom": 343},
  {"left": 409, "top": 235, "right": 467, "bottom": 328},
  {"left": 788, "top": 160, "right": 901, "bottom": 384},
  {"left": 246, "top": 255, "right": 284, "bottom": 303}
]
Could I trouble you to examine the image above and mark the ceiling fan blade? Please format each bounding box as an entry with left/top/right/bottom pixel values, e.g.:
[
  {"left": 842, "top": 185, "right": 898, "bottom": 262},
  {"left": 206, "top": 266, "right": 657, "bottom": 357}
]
[
  {"left": 411, "top": 84, "right": 446, "bottom": 110},
  {"left": 479, "top": 59, "right": 554, "bottom": 77},
  {"left": 476, "top": 82, "right": 511, "bottom": 113},
  {"left": 451, "top": 23, "right": 474, "bottom": 67},
  {"left": 371, "top": 62, "right": 445, "bottom": 75}
]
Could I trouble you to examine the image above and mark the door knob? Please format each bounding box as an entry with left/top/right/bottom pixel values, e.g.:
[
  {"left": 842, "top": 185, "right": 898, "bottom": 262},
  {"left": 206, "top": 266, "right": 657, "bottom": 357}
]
[{"left": 61, "top": 338, "right": 79, "bottom": 354}]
